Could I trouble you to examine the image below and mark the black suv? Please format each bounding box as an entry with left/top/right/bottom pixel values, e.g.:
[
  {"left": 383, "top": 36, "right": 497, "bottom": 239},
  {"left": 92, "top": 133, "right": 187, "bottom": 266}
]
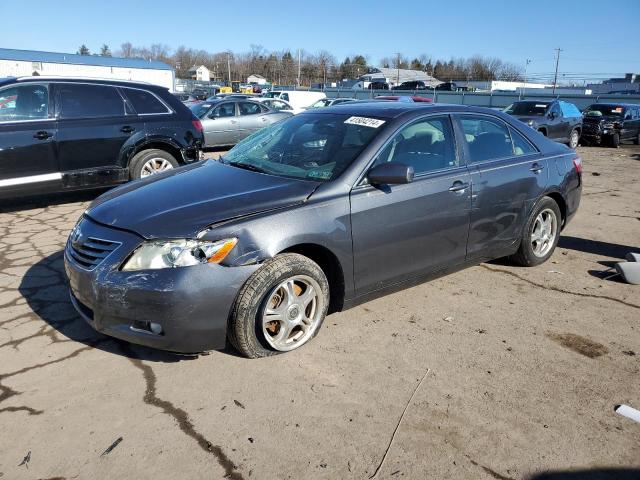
[
  {"left": 393, "top": 80, "right": 428, "bottom": 90},
  {"left": 503, "top": 100, "right": 583, "bottom": 148},
  {"left": 582, "top": 103, "right": 640, "bottom": 147},
  {"left": 0, "top": 77, "right": 203, "bottom": 198}
]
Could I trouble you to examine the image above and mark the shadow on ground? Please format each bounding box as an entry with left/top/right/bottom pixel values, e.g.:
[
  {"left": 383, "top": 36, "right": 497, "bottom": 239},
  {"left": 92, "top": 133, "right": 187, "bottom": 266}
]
[
  {"left": 528, "top": 469, "right": 640, "bottom": 480},
  {"left": 558, "top": 236, "right": 639, "bottom": 259},
  {"left": 18, "top": 250, "right": 217, "bottom": 363}
]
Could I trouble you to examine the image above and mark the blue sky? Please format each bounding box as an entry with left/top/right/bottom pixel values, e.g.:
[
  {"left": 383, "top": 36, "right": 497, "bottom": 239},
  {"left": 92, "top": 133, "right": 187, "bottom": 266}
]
[{"left": 2, "top": 0, "right": 638, "bottom": 83}]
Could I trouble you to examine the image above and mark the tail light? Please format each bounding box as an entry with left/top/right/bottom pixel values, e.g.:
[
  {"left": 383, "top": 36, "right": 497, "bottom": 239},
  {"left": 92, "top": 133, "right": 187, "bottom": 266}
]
[
  {"left": 572, "top": 156, "right": 583, "bottom": 174},
  {"left": 192, "top": 119, "right": 203, "bottom": 132}
]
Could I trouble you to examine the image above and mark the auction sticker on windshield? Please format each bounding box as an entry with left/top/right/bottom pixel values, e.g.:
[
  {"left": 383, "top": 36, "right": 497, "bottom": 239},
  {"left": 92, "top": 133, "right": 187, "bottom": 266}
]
[{"left": 344, "top": 116, "right": 386, "bottom": 128}]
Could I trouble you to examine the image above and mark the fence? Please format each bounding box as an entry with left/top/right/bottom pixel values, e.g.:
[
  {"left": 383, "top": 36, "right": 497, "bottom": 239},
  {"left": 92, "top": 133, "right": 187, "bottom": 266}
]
[{"left": 317, "top": 88, "right": 640, "bottom": 110}]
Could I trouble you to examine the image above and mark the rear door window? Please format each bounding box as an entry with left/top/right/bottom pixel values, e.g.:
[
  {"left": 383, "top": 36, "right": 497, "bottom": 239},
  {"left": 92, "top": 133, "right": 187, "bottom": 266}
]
[
  {"left": 122, "top": 88, "right": 170, "bottom": 114},
  {"left": 458, "top": 116, "right": 515, "bottom": 163},
  {"left": 58, "top": 84, "right": 125, "bottom": 119},
  {"left": 238, "top": 102, "right": 262, "bottom": 115},
  {"left": 0, "top": 83, "right": 49, "bottom": 121},
  {"left": 210, "top": 103, "right": 236, "bottom": 118}
]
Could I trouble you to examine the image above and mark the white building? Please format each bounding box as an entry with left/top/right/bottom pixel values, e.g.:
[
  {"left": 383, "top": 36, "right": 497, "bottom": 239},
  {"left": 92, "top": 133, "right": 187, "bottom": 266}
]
[
  {"left": 0, "top": 48, "right": 174, "bottom": 90},
  {"left": 247, "top": 74, "right": 267, "bottom": 85},
  {"left": 187, "top": 65, "right": 210, "bottom": 82},
  {"left": 359, "top": 67, "right": 440, "bottom": 88}
]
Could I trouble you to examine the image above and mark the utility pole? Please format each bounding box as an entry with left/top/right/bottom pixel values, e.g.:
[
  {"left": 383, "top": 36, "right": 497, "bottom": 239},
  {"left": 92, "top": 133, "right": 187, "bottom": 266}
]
[
  {"left": 297, "top": 49, "right": 301, "bottom": 88},
  {"left": 521, "top": 59, "right": 531, "bottom": 99},
  {"left": 552, "top": 48, "right": 562, "bottom": 94},
  {"left": 395, "top": 52, "right": 401, "bottom": 86}
]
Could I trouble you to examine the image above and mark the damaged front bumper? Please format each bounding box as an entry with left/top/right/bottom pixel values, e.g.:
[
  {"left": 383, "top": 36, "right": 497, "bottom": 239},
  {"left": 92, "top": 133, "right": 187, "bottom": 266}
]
[{"left": 64, "top": 217, "right": 258, "bottom": 353}]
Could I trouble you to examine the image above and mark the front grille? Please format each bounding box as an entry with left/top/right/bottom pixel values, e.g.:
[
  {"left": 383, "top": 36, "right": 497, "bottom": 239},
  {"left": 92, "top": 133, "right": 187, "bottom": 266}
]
[{"left": 68, "top": 236, "right": 121, "bottom": 270}]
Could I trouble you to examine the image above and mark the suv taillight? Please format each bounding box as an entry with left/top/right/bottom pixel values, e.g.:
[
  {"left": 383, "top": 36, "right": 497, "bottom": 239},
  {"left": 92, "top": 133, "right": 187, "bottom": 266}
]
[
  {"left": 192, "top": 119, "right": 203, "bottom": 132},
  {"left": 573, "top": 156, "right": 583, "bottom": 174}
]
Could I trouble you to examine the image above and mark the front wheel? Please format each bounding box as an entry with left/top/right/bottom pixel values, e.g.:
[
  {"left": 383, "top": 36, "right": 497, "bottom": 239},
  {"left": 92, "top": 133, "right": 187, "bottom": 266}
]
[
  {"left": 228, "top": 253, "right": 330, "bottom": 358},
  {"left": 568, "top": 129, "right": 580, "bottom": 149},
  {"left": 511, "top": 197, "right": 561, "bottom": 267},
  {"left": 610, "top": 132, "right": 620, "bottom": 148}
]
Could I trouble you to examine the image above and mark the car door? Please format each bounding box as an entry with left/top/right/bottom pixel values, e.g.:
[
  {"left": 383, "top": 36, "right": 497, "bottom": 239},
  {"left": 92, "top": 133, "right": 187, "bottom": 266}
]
[
  {"left": 455, "top": 114, "right": 547, "bottom": 260},
  {"left": 202, "top": 102, "right": 237, "bottom": 146},
  {"left": 0, "top": 82, "right": 60, "bottom": 195},
  {"left": 547, "top": 102, "right": 565, "bottom": 141},
  {"left": 54, "top": 82, "right": 141, "bottom": 184},
  {"left": 350, "top": 115, "right": 471, "bottom": 295},
  {"left": 236, "top": 101, "right": 269, "bottom": 141}
]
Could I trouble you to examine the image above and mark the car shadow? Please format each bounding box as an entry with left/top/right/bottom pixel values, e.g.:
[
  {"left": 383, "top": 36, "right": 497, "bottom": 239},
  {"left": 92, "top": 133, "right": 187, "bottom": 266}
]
[
  {"left": 17, "top": 250, "right": 239, "bottom": 363},
  {"left": 558, "top": 235, "right": 639, "bottom": 259},
  {"left": 0, "top": 189, "right": 108, "bottom": 214},
  {"left": 527, "top": 468, "right": 640, "bottom": 480}
]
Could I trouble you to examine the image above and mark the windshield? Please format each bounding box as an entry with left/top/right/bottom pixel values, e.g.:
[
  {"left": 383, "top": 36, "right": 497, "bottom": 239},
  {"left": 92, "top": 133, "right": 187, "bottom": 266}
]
[
  {"left": 585, "top": 104, "right": 625, "bottom": 117},
  {"left": 504, "top": 102, "right": 550, "bottom": 116},
  {"left": 221, "top": 113, "right": 387, "bottom": 182},
  {"left": 189, "top": 102, "right": 215, "bottom": 118}
]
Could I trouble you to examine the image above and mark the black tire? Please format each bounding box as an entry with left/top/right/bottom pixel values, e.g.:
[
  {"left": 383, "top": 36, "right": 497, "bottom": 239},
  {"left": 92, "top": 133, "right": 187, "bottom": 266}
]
[
  {"left": 568, "top": 129, "right": 580, "bottom": 149},
  {"left": 511, "top": 197, "right": 562, "bottom": 267},
  {"left": 129, "top": 149, "right": 179, "bottom": 180},
  {"left": 634, "top": 132, "right": 640, "bottom": 145},
  {"left": 610, "top": 133, "right": 620, "bottom": 148},
  {"left": 228, "top": 253, "right": 330, "bottom": 358}
]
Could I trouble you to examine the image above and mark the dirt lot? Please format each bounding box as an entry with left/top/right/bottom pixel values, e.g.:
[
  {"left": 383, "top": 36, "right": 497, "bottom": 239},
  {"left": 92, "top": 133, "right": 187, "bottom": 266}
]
[{"left": 1, "top": 145, "right": 639, "bottom": 480}]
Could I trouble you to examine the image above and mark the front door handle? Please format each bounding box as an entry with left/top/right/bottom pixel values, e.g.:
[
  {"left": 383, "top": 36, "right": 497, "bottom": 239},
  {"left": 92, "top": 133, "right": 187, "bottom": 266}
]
[
  {"left": 120, "top": 126, "right": 135, "bottom": 134},
  {"left": 448, "top": 181, "right": 470, "bottom": 193},
  {"left": 530, "top": 163, "right": 544, "bottom": 173},
  {"left": 33, "top": 131, "right": 53, "bottom": 140}
]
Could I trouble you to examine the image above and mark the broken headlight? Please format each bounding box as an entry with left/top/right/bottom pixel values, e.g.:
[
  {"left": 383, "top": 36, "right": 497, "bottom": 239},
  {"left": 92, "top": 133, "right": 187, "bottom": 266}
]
[{"left": 121, "top": 238, "right": 237, "bottom": 271}]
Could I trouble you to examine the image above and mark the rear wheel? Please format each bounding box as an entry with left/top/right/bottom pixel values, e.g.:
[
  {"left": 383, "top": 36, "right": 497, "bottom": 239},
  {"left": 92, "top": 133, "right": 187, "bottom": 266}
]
[
  {"left": 568, "top": 129, "right": 580, "bottom": 149},
  {"left": 511, "top": 197, "right": 561, "bottom": 267},
  {"left": 130, "top": 149, "right": 179, "bottom": 180},
  {"left": 228, "top": 253, "right": 330, "bottom": 358}
]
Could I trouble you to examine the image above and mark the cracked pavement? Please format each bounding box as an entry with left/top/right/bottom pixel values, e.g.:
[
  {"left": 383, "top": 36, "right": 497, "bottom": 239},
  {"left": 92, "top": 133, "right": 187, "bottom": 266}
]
[{"left": 0, "top": 146, "right": 639, "bottom": 479}]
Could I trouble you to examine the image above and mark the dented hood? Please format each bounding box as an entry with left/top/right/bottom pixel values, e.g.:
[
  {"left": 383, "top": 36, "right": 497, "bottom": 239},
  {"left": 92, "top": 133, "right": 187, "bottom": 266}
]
[{"left": 86, "top": 160, "right": 319, "bottom": 239}]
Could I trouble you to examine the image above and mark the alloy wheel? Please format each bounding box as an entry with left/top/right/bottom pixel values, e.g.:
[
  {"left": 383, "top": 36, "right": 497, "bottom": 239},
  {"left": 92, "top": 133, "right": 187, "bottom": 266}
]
[
  {"left": 261, "top": 275, "right": 323, "bottom": 351},
  {"left": 531, "top": 208, "right": 557, "bottom": 257},
  {"left": 140, "top": 158, "right": 174, "bottom": 177}
]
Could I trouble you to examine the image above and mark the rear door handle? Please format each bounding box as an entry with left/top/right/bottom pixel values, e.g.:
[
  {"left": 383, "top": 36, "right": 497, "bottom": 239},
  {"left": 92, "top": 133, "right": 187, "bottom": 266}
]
[
  {"left": 33, "top": 131, "right": 53, "bottom": 140},
  {"left": 448, "top": 181, "right": 470, "bottom": 193},
  {"left": 530, "top": 163, "right": 544, "bottom": 173},
  {"left": 120, "top": 126, "right": 135, "bottom": 133}
]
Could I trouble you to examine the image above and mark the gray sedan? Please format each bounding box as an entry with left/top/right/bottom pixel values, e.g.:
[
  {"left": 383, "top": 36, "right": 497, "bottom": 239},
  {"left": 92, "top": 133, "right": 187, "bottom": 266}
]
[{"left": 190, "top": 99, "right": 292, "bottom": 147}]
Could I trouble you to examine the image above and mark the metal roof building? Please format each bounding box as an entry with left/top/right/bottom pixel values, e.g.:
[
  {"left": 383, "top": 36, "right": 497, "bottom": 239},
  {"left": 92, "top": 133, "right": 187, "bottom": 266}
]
[
  {"left": 359, "top": 67, "right": 441, "bottom": 87},
  {"left": 0, "top": 48, "right": 174, "bottom": 90}
]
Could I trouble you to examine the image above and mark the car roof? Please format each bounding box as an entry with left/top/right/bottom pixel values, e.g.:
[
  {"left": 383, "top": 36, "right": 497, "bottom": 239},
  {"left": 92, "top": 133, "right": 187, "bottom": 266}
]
[
  {"left": 300, "top": 101, "right": 501, "bottom": 120},
  {"left": 588, "top": 103, "right": 634, "bottom": 108},
  {"left": 0, "top": 76, "right": 166, "bottom": 91}
]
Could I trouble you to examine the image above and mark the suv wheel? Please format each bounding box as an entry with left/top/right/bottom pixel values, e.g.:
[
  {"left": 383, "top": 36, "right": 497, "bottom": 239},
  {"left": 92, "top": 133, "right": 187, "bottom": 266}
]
[
  {"left": 130, "top": 149, "right": 179, "bottom": 179},
  {"left": 228, "top": 253, "right": 330, "bottom": 358},
  {"left": 610, "top": 132, "right": 620, "bottom": 148},
  {"left": 568, "top": 129, "right": 580, "bottom": 149},
  {"left": 511, "top": 197, "right": 561, "bottom": 267}
]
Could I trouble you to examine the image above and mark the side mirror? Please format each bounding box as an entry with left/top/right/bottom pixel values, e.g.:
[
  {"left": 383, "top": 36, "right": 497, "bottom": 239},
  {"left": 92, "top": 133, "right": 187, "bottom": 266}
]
[
  {"left": 367, "top": 162, "right": 414, "bottom": 185},
  {"left": 548, "top": 111, "right": 557, "bottom": 120}
]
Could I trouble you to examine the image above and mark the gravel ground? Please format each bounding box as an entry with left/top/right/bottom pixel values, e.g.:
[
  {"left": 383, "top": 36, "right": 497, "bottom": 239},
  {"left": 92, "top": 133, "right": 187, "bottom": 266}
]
[{"left": 0, "top": 145, "right": 638, "bottom": 480}]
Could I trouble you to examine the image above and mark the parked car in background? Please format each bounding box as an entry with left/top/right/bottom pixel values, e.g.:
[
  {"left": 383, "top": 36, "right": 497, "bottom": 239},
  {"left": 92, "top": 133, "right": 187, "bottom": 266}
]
[
  {"left": 368, "top": 81, "right": 390, "bottom": 90},
  {"left": 393, "top": 80, "right": 429, "bottom": 90},
  {"left": 265, "top": 90, "right": 326, "bottom": 110},
  {"left": 173, "top": 92, "right": 197, "bottom": 102},
  {"left": 252, "top": 97, "right": 302, "bottom": 114},
  {"left": 307, "top": 98, "right": 357, "bottom": 109},
  {"left": 503, "top": 100, "right": 582, "bottom": 148},
  {"left": 0, "top": 77, "right": 203, "bottom": 199},
  {"left": 190, "top": 98, "right": 292, "bottom": 147},
  {"left": 208, "top": 93, "right": 254, "bottom": 101},
  {"left": 65, "top": 102, "right": 581, "bottom": 358},
  {"left": 191, "top": 88, "right": 210, "bottom": 100},
  {"left": 581, "top": 103, "right": 640, "bottom": 147},
  {"left": 373, "top": 95, "right": 433, "bottom": 103}
]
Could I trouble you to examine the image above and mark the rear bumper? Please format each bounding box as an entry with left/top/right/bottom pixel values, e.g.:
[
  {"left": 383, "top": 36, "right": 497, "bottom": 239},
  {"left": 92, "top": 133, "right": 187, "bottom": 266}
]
[{"left": 64, "top": 217, "right": 258, "bottom": 353}]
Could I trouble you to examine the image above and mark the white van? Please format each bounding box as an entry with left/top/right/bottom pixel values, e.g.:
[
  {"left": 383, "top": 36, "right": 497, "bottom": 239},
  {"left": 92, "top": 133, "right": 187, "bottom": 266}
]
[{"left": 267, "top": 91, "right": 326, "bottom": 110}]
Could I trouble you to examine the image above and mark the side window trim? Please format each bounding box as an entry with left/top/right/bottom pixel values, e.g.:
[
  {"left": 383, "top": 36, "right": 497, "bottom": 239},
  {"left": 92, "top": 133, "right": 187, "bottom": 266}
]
[
  {"left": 355, "top": 113, "right": 461, "bottom": 187},
  {"left": 453, "top": 112, "right": 537, "bottom": 165},
  {"left": 120, "top": 86, "right": 172, "bottom": 116},
  {"left": 0, "top": 82, "right": 54, "bottom": 124}
]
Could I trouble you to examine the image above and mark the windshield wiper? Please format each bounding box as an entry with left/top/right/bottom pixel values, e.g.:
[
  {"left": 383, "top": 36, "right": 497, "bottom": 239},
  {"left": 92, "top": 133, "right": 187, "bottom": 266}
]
[{"left": 226, "top": 161, "right": 269, "bottom": 174}]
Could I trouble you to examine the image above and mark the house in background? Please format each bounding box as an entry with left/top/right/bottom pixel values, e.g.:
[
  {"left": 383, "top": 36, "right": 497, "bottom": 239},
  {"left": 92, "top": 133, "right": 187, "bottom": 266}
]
[
  {"left": 0, "top": 47, "right": 174, "bottom": 90},
  {"left": 187, "top": 65, "right": 210, "bottom": 82},
  {"left": 247, "top": 74, "right": 267, "bottom": 85}
]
